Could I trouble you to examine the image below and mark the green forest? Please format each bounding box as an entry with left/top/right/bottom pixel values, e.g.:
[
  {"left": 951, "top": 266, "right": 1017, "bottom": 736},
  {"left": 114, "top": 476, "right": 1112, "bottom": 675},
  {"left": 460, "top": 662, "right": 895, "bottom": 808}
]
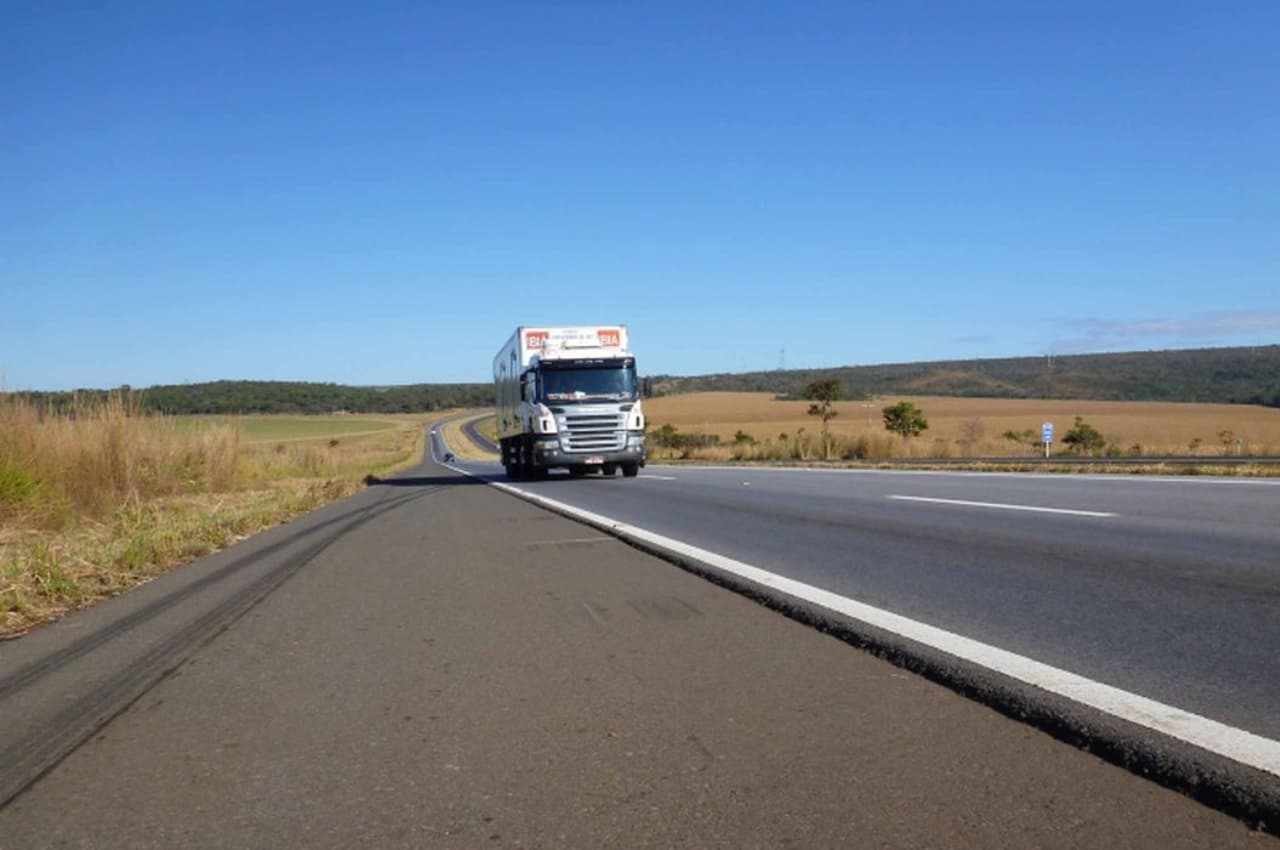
[
  {"left": 12, "top": 380, "right": 493, "bottom": 415},
  {"left": 9, "top": 344, "right": 1279, "bottom": 413}
]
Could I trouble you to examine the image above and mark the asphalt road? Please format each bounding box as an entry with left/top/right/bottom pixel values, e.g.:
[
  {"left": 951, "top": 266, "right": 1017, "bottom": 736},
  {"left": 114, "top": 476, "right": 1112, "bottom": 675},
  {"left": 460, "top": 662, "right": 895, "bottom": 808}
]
[
  {"left": 449, "top": 453, "right": 1280, "bottom": 745},
  {"left": 0, "top": 429, "right": 1272, "bottom": 846}
]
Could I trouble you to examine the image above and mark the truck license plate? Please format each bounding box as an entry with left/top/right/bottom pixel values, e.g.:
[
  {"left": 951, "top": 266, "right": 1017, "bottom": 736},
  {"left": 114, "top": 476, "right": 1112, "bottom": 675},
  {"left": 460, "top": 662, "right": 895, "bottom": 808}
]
[{"left": 585, "top": 456, "right": 604, "bottom": 464}]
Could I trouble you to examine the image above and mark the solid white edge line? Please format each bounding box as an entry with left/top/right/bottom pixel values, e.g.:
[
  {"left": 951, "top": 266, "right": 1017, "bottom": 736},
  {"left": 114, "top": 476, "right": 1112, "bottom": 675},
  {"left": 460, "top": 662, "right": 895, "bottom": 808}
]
[
  {"left": 436, "top": 464, "right": 1280, "bottom": 778},
  {"left": 887, "top": 494, "right": 1117, "bottom": 517}
]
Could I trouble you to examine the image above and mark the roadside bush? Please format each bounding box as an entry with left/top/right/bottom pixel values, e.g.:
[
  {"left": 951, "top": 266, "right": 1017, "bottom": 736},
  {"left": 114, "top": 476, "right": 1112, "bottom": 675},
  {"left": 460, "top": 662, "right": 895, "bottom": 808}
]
[
  {"left": 1062, "top": 416, "right": 1106, "bottom": 456},
  {"left": 842, "top": 434, "right": 872, "bottom": 460},
  {"left": 650, "top": 423, "right": 683, "bottom": 449},
  {"left": 883, "top": 402, "right": 929, "bottom": 444},
  {"left": 1001, "top": 428, "right": 1038, "bottom": 455},
  {"left": 679, "top": 432, "right": 720, "bottom": 458},
  {"left": 0, "top": 462, "right": 43, "bottom": 514}
]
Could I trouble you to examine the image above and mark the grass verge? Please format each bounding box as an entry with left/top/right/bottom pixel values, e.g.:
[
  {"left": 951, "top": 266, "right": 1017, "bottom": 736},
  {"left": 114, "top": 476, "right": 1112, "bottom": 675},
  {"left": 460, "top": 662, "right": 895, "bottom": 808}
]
[{"left": 1, "top": 395, "right": 445, "bottom": 638}]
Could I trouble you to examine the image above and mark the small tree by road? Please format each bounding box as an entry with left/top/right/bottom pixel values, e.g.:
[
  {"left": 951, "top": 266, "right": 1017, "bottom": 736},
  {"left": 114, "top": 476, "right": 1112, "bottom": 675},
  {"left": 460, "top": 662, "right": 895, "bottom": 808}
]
[
  {"left": 1062, "top": 416, "right": 1105, "bottom": 455},
  {"left": 882, "top": 401, "right": 928, "bottom": 448},
  {"left": 804, "top": 380, "right": 840, "bottom": 458}
]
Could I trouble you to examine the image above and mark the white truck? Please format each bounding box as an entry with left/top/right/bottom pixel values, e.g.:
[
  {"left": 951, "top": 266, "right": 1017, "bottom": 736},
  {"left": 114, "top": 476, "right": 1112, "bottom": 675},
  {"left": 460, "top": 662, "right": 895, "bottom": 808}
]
[{"left": 493, "top": 326, "right": 646, "bottom": 479}]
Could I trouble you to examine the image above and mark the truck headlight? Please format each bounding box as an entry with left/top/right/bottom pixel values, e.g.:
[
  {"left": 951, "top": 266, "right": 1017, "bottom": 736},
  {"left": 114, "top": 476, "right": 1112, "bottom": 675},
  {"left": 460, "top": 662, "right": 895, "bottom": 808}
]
[
  {"left": 534, "top": 405, "right": 559, "bottom": 434},
  {"left": 627, "top": 432, "right": 646, "bottom": 448},
  {"left": 536, "top": 438, "right": 561, "bottom": 450}
]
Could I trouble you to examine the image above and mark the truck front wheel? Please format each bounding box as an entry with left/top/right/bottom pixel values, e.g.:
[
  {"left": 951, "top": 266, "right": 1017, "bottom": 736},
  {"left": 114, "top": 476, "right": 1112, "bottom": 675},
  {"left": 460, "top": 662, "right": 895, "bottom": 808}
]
[
  {"left": 502, "top": 439, "right": 519, "bottom": 480},
  {"left": 519, "top": 436, "right": 547, "bottom": 480},
  {"left": 621, "top": 462, "right": 639, "bottom": 478}
]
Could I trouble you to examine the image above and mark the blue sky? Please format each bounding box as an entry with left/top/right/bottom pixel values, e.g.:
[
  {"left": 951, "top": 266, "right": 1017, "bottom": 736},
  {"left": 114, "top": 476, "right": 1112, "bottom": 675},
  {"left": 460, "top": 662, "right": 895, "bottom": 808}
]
[{"left": 4, "top": 1, "right": 1278, "bottom": 390}]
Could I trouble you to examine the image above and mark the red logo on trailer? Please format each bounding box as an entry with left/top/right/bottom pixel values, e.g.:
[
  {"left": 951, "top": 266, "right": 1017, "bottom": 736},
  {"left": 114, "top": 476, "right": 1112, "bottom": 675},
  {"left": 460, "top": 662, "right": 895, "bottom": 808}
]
[
  {"left": 526, "top": 331, "right": 548, "bottom": 350},
  {"left": 597, "top": 329, "right": 621, "bottom": 347}
]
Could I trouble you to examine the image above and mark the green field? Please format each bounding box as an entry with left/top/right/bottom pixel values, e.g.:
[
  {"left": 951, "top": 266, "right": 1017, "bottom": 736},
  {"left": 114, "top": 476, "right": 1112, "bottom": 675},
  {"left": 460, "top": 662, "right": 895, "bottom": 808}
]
[
  {"left": 172, "top": 415, "right": 402, "bottom": 442},
  {"left": 237, "top": 416, "right": 401, "bottom": 442}
]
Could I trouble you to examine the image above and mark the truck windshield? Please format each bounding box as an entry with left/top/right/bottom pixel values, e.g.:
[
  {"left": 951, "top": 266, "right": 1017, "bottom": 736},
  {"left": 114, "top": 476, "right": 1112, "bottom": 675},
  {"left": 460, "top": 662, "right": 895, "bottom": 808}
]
[{"left": 539, "top": 362, "right": 637, "bottom": 402}]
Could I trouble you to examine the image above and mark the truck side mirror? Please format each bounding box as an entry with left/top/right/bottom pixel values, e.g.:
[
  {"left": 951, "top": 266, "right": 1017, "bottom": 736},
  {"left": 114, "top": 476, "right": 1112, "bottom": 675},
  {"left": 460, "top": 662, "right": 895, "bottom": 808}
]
[{"left": 642, "top": 377, "right": 653, "bottom": 398}]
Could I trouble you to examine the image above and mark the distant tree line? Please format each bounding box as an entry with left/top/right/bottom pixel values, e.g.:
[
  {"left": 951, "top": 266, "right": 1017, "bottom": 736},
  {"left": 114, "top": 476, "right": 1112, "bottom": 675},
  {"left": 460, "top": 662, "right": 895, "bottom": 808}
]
[
  {"left": 10, "top": 343, "right": 1280, "bottom": 415},
  {"left": 649, "top": 344, "right": 1280, "bottom": 407},
  {"left": 11, "top": 380, "right": 493, "bottom": 415}
]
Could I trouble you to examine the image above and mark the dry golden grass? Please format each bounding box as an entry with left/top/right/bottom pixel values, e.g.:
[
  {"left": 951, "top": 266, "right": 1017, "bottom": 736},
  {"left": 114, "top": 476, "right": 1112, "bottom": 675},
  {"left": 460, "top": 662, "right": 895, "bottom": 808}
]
[
  {"left": 643, "top": 392, "right": 1280, "bottom": 458},
  {"left": 1, "top": 394, "right": 445, "bottom": 638},
  {"left": 0, "top": 394, "right": 242, "bottom": 526},
  {"left": 440, "top": 412, "right": 498, "bottom": 462}
]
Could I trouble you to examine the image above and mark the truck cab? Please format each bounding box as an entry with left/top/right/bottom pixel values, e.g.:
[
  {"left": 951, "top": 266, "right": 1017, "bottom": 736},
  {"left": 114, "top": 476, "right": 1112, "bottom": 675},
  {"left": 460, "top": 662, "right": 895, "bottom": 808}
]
[{"left": 494, "top": 326, "right": 646, "bottom": 480}]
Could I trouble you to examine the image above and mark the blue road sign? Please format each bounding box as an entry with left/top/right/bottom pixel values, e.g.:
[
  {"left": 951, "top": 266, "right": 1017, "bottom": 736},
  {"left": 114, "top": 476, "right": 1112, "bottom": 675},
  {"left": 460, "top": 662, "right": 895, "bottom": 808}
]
[{"left": 1042, "top": 422, "right": 1054, "bottom": 443}]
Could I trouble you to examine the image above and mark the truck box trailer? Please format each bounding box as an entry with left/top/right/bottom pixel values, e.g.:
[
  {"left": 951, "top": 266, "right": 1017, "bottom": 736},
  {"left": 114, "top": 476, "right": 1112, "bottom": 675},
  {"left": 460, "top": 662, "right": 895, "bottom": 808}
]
[{"left": 493, "top": 326, "right": 646, "bottom": 479}]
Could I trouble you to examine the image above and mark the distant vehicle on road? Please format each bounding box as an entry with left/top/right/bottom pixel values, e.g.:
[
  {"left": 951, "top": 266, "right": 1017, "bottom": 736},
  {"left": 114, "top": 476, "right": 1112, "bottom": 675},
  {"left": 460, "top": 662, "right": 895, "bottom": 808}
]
[
  {"left": 442, "top": 452, "right": 455, "bottom": 463},
  {"left": 493, "top": 326, "right": 646, "bottom": 480}
]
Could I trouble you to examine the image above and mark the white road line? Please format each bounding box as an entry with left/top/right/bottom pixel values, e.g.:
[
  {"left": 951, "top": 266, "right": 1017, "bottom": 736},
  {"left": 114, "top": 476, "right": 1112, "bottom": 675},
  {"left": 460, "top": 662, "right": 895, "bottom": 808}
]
[
  {"left": 444, "top": 460, "right": 1280, "bottom": 778},
  {"left": 639, "top": 474, "right": 678, "bottom": 480},
  {"left": 887, "top": 494, "right": 1117, "bottom": 517}
]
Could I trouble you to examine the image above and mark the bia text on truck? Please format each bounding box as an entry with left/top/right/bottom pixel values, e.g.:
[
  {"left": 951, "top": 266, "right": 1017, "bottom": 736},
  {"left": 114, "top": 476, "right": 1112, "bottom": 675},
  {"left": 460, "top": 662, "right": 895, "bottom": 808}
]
[{"left": 493, "top": 326, "right": 646, "bottom": 479}]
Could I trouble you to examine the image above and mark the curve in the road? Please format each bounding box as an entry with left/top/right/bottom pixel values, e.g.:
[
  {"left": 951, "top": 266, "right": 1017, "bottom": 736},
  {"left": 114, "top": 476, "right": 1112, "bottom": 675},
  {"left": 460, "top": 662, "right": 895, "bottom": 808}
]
[{"left": 461, "top": 414, "right": 498, "bottom": 454}]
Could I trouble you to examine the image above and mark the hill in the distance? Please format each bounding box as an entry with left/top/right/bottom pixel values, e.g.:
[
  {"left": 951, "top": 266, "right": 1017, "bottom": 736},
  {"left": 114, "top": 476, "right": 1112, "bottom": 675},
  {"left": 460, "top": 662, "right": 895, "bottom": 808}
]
[
  {"left": 652, "top": 344, "right": 1280, "bottom": 407},
  {"left": 12, "top": 344, "right": 1279, "bottom": 413}
]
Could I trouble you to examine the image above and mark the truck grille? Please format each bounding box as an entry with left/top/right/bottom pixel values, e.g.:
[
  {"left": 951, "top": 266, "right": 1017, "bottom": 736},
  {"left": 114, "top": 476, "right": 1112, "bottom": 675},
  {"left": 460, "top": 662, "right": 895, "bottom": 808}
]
[{"left": 562, "top": 412, "right": 626, "bottom": 452}]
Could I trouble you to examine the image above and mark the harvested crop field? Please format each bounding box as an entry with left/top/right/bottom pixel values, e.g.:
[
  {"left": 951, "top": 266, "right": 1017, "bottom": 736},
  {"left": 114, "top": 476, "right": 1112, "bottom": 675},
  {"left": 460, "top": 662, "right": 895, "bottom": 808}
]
[{"left": 642, "top": 393, "right": 1280, "bottom": 457}]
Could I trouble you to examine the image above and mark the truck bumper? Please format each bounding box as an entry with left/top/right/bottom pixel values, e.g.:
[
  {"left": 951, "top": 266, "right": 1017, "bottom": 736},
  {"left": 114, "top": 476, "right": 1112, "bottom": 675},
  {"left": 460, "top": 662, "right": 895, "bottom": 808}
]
[{"left": 534, "top": 445, "right": 646, "bottom": 469}]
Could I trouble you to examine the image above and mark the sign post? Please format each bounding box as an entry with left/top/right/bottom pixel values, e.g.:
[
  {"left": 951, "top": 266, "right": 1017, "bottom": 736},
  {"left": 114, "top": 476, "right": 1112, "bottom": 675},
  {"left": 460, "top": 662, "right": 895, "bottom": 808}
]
[{"left": 1042, "top": 421, "right": 1054, "bottom": 459}]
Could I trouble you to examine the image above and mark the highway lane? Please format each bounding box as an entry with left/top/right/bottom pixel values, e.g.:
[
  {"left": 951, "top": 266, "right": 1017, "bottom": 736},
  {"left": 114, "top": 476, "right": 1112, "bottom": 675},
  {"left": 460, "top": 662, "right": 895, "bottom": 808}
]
[
  {"left": 446, "top": 454, "right": 1280, "bottom": 750},
  {"left": 4, "top": 435, "right": 1262, "bottom": 846}
]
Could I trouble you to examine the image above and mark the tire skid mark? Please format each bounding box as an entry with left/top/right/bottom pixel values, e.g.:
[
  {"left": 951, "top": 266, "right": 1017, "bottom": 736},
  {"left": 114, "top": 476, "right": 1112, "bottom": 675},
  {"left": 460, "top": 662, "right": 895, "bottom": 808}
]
[
  {"left": 0, "top": 487, "right": 426, "bottom": 701},
  {"left": 0, "top": 482, "right": 446, "bottom": 810}
]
